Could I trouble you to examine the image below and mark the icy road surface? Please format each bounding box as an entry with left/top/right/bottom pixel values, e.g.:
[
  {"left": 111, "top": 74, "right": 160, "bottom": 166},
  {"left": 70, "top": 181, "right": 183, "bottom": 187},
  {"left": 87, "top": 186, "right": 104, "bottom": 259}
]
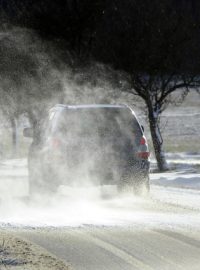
[{"left": 0, "top": 154, "right": 200, "bottom": 270}]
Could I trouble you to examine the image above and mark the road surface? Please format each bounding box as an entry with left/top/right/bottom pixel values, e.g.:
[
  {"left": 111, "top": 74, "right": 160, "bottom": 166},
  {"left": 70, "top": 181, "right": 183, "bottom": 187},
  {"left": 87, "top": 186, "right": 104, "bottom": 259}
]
[
  {"left": 0, "top": 158, "right": 200, "bottom": 270},
  {"left": 16, "top": 223, "right": 200, "bottom": 270}
]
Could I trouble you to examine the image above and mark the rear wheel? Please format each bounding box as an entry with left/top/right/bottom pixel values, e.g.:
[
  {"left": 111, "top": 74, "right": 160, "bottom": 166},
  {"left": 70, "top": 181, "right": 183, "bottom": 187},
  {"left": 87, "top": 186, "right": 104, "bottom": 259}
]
[
  {"left": 28, "top": 155, "right": 58, "bottom": 196},
  {"left": 29, "top": 165, "right": 59, "bottom": 195},
  {"left": 118, "top": 171, "right": 150, "bottom": 196},
  {"left": 133, "top": 177, "right": 150, "bottom": 196},
  {"left": 42, "top": 164, "right": 59, "bottom": 193},
  {"left": 28, "top": 159, "right": 45, "bottom": 195}
]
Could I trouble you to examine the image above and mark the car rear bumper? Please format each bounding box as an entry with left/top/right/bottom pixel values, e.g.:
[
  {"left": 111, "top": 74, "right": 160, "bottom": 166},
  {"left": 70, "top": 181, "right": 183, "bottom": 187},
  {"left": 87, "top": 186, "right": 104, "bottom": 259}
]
[{"left": 42, "top": 156, "right": 150, "bottom": 186}]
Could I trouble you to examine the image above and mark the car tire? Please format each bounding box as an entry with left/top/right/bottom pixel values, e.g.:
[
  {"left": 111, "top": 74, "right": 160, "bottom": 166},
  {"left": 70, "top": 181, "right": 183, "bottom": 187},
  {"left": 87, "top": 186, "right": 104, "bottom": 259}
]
[
  {"left": 118, "top": 171, "right": 150, "bottom": 196},
  {"left": 29, "top": 164, "right": 59, "bottom": 195},
  {"left": 28, "top": 158, "right": 44, "bottom": 195},
  {"left": 133, "top": 176, "right": 150, "bottom": 196},
  {"left": 42, "top": 164, "right": 59, "bottom": 193}
]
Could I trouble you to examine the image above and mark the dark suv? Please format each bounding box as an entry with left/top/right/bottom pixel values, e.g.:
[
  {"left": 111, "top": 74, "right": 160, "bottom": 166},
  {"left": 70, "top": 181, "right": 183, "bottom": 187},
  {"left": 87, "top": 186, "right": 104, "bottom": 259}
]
[{"left": 24, "top": 104, "right": 150, "bottom": 195}]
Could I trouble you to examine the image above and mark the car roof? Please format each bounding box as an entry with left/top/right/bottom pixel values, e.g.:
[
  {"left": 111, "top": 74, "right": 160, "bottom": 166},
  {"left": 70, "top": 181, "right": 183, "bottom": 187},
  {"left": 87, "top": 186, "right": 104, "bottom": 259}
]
[
  {"left": 53, "top": 104, "right": 129, "bottom": 110},
  {"left": 49, "top": 104, "right": 140, "bottom": 128}
]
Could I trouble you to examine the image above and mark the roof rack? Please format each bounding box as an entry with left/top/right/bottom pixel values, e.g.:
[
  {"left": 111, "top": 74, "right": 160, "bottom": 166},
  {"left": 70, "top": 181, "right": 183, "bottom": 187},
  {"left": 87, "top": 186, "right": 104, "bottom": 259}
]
[{"left": 54, "top": 104, "right": 128, "bottom": 109}]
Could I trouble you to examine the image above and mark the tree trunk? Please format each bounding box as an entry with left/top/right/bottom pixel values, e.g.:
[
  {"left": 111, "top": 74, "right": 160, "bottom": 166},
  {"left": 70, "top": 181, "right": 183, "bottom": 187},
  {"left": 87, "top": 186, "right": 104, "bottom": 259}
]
[
  {"left": 27, "top": 108, "right": 47, "bottom": 145},
  {"left": 148, "top": 106, "right": 169, "bottom": 171},
  {"left": 27, "top": 111, "right": 41, "bottom": 145},
  {"left": 10, "top": 116, "right": 18, "bottom": 157}
]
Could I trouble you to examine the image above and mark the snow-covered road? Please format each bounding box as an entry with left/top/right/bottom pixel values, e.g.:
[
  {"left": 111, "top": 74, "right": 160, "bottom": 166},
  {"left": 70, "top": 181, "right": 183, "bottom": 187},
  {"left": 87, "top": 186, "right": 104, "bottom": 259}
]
[
  {"left": 0, "top": 154, "right": 199, "bottom": 228},
  {"left": 0, "top": 154, "right": 200, "bottom": 270}
]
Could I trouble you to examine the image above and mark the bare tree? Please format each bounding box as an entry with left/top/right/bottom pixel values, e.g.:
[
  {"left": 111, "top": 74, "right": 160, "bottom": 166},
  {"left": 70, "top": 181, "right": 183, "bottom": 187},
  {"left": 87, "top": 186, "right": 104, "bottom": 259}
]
[
  {"left": 126, "top": 74, "right": 200, "bottom": 171},
  {"left": 0, "top": 28, "right": 63, "bottom": 152},
  {"left": 92, "top": 0, "right": 200, "bottom": 171}
]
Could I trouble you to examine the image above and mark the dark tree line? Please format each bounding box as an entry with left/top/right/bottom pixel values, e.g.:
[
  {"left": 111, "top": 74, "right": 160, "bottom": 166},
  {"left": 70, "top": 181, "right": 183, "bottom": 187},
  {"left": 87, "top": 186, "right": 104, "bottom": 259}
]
[
  {"left": 0, "top": 0, "right": 200, "bottom": 169},
  {"left": 0, "top": 0, "right": 107, "bottom": 58},
  {"left": 93, "top": 0, "right": 200, "bottom": 170}
]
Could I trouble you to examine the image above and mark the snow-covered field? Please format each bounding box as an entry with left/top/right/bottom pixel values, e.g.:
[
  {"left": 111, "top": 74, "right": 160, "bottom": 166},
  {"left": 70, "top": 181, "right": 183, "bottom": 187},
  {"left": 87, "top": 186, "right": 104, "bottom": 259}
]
[{"left": 151, "top": 153, "right": 200, "bottom": 189}]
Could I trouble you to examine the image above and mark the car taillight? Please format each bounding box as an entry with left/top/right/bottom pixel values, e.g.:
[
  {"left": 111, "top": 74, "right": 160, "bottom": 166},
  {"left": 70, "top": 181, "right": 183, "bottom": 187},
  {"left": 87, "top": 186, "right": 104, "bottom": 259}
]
[
  {"left": 140, "top": 136, "right": 146, "bottom": 145},
  {"left": 136, "top": 135, "right": 150, "bottom": 159},
  {"left": 136, "top": 151, "right": 150, "bottom": 159},
  {"left": 51, "top": 137, "right": 61, "bottom": 149}
]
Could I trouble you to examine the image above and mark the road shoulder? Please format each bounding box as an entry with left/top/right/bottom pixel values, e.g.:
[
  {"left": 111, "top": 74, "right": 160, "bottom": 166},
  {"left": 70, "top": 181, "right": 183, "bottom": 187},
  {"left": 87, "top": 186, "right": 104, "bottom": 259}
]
[{"left": 0, "top": 230, "right": 71, "bottom": 270}]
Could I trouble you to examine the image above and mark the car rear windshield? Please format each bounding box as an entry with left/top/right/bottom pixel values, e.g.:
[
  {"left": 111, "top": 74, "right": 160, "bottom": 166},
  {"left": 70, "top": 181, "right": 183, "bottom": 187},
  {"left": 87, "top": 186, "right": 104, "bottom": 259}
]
[{"left": 53, "top": 107, "right": 142, "bottom": 143}]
